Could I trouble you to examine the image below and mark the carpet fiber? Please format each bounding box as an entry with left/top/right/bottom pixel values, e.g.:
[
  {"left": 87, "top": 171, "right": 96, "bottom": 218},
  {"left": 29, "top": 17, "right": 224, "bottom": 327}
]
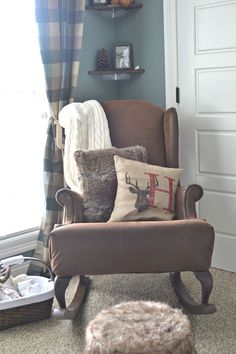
[{"left": 1, "top": 268, "right": 235, "bottom": 354}]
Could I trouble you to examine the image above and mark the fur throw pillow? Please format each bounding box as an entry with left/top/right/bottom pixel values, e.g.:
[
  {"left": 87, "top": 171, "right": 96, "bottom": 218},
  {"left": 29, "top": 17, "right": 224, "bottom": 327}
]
[{"left": 74, "top": 146, "right": 147, "bottom": 222}]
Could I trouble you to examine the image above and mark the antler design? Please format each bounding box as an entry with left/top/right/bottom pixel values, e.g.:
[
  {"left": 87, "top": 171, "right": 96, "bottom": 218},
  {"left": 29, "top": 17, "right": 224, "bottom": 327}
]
[
  {"left": 125, "top": 172, "right": 150, "bottom": 212},
  {"left": 125, "top": 173, "right": 150, "bottom": 191}
]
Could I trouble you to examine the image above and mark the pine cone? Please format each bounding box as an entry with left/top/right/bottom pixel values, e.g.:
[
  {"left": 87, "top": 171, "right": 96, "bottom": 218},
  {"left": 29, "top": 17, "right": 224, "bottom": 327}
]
[{"left": 96, "top": 48, "right": 112, "bottom": 71}]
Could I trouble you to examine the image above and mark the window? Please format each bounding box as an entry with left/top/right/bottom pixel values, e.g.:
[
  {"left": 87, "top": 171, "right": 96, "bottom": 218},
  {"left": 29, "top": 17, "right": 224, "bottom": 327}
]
[{"left": 0, "top": 3, "right": 48, "bottom": 237}]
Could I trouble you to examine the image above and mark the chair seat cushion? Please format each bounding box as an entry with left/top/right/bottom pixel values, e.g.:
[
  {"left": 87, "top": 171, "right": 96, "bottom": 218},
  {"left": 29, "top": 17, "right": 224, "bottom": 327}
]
[{"left": 50, "top": 219, "right": 214, "bottom": 277}]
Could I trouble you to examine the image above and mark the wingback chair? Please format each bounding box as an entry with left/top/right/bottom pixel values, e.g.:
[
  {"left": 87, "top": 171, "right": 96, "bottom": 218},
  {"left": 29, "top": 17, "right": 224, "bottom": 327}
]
[{"left": 50, "top": 100, "right": 216, "bottom": 319}]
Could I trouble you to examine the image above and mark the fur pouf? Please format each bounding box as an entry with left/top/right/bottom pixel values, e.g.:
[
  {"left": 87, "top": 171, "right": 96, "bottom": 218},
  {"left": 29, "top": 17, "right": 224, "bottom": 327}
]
[{"left": 84, "top": 301, "right": 197, "bottom": 354}]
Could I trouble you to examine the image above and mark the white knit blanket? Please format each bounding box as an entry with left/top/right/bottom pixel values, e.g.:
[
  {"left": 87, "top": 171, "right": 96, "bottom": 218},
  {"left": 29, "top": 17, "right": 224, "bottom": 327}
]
[{"left": 59, "top": 100, "right": 112, "bottom": 191}]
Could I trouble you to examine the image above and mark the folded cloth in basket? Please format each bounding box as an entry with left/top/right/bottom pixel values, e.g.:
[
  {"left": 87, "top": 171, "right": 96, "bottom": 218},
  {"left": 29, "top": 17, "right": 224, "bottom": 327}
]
[
  {"left": 0, "top": 274, "right": 47, "bottom": 301},
  {"left": 0, "top": 285, "right": 20, "bottom": 301},
  {"left": 17, "top": 279, "right": 42, "bottom": 297}
]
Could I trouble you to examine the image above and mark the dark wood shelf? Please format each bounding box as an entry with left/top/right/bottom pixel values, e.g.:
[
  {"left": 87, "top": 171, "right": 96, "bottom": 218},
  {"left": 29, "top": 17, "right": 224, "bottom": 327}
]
[
  {"left": 85, "top": 3, "right": 143, "bottom": 11},
  {"left": 86, "top": 3, "right": 144, "bottom": 80},
  {"left": 88, "top": 68, "right": 145, "bottom": 80},
  {"left": 88, "top": 68, "right": 145, "bottom": 75}
]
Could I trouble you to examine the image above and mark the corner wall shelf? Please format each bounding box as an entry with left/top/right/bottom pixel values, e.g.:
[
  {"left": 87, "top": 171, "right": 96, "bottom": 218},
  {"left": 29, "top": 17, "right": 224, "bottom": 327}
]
[
  {"left": 88, "top": 68, "right": 145, "bottom": 80},
  {"left": 85, "top": 3, "right": 143, "bottom": 19}
]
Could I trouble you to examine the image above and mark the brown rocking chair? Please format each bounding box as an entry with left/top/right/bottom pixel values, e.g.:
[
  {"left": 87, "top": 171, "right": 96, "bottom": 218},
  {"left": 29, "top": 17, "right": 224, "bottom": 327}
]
[{"left": 49, "top": 100, "right": 216, "bottom": 319}]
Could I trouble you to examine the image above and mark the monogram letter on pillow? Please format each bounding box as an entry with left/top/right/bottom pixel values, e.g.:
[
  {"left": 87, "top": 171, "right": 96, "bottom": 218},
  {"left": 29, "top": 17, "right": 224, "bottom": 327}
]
[{"left": 108, "top": 156, "right": 183, "bottom": 222}]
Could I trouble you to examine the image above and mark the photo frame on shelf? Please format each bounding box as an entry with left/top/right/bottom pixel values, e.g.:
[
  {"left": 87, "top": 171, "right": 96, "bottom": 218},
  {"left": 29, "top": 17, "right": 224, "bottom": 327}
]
[{"left": 113, "top": 43, "right": 134, "bottom": 69}]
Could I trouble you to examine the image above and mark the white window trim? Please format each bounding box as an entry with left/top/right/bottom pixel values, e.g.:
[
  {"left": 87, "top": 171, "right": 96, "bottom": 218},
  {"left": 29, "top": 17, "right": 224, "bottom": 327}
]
[
  {"left": 0, "top": 228, "right": 38, "bottom": 260},
  {"left": 0, "top": 229, "right": 38, "bottom": 275}
]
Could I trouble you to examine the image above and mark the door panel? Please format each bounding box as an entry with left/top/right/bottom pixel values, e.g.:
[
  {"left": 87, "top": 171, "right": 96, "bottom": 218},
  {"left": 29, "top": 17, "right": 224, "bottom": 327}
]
[
  {"left": 196, "top": 1, "right": 236, "bottom": 52},
  {"left": 177, "top": 0, "right": 236, "bottom": 271},
  {"left": 197, "top": 68, "right": 236, "bottom": 113},
  {"left": 197, "top": 131, "right": 236, "bottom": 176},
  {"left": 200, "top": 190, "right": 236, "bottom": 235}
]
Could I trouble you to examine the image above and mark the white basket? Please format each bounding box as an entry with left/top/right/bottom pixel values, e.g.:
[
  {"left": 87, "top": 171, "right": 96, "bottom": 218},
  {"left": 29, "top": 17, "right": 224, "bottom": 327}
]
[
  {"left": 0, "top": 256, "right": 54, "bottom": 329},
  {"left": 0, "top": 275, "right": 54, "bottom": 310}
]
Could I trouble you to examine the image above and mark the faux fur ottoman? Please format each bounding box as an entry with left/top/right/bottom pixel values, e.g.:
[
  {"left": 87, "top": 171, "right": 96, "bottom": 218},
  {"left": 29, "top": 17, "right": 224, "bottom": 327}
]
[{"left": 84, "top": 301, "right": 197, "bottom": 354}]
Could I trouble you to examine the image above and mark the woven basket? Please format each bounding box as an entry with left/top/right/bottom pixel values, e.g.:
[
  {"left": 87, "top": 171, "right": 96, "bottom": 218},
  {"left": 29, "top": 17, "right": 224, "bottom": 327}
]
[{"left": 0, "top": 257, "right": 54, "bottom": 330}]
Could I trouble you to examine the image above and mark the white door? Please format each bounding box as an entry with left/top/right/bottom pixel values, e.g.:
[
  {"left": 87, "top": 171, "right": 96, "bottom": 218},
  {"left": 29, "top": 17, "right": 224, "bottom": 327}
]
[{"left": 177, "top": 0, "right": 236, "bottom": 271}]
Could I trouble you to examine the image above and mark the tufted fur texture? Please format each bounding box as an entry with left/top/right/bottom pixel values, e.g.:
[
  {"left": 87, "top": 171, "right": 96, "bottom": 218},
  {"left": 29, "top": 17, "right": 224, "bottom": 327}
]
[
  {"left": 74, "top": 146, "right": 147, "bottom": 222},
  {"left": 84, "top": 301, "right": 197, "bottom": 354}
]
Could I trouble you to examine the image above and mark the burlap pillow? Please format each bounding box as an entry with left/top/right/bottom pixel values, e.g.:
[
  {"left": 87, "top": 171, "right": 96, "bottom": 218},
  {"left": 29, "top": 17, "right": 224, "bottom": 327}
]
[
  {"left": 108, "top": 155, "right": 183, "bottom": 222},
  {"left": 74, "top": 146, "right": 147, "bottom": 222}
]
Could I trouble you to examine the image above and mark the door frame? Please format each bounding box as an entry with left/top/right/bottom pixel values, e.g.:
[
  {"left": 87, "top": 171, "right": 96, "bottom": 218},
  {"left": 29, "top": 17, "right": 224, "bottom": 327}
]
[{"left": 163, "top": 0, "right": 178, "bottom": 110}]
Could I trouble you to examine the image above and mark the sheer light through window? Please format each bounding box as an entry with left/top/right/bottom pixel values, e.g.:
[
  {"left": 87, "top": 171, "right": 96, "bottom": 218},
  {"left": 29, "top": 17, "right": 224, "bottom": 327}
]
[{"left": 0, "top": 2, "right": 49, "bottom": 236}]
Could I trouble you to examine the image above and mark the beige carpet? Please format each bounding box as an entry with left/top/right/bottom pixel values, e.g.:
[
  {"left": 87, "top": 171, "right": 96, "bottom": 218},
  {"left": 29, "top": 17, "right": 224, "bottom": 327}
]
[{"left": 1, "top": 268, "right": 236, "bottom": 354}]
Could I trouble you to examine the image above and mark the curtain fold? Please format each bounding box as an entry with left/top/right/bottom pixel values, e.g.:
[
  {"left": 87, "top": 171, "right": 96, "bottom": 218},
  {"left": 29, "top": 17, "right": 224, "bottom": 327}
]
[{"left": 31, "top": 0, "right": 85, "bottom": 272}]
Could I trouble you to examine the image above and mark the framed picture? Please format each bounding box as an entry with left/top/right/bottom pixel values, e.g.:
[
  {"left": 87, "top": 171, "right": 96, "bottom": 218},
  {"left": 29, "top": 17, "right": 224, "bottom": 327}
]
[{"left": 113, "top": 43, "right": 134, "bottom": 69}]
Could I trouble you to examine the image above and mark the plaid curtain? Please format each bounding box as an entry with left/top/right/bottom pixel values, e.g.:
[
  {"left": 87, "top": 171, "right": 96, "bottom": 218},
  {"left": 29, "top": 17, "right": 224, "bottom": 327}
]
[{"left": 31, "top": 0, "right": 85, "bottom": 272}]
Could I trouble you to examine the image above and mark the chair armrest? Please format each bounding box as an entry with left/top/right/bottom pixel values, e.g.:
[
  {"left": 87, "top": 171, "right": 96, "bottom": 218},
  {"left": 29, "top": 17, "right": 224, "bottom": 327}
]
[
  {"left": 175, "top": 184, "right": 203, "bottom": 220},
  {"left": 56, "top": 188, "right": 83, "bottom": 224}
]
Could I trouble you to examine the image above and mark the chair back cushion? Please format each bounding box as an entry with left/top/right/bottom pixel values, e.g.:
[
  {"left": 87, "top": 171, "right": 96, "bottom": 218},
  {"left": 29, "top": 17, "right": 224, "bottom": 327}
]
[{"left": 102, "top": 100, "right": 178, "bottom": 167}]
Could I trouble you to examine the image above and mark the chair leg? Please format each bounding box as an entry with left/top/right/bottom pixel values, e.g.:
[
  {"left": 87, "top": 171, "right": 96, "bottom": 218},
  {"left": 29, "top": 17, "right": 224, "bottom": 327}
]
[
  {"left": 53, "top": 275, "right": 90, "bottom": 319},
  {"left": 194, "top": 271, "right": 214, "bottom": 305},
  {"left": 54, "top": 275, "right": 72, "bottom": 309},
  {"left": 170, "top": 271, "right": 216, "bottom": 315}
]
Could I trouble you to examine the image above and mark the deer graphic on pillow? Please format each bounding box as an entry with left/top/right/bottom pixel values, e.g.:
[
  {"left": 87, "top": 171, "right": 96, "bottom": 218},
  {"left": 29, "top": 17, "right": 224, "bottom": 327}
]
[{"left": 125, "top": 172, "right": 175, "bottom": 213}]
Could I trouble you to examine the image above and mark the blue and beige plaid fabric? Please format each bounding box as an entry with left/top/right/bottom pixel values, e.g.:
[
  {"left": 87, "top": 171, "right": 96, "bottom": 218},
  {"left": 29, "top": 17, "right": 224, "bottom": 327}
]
[
  {"left": 32, "top": 0, "right": 85, "bottom": 272},
  {"left": 35, "top": 0, "right": 85, "bottom": 115}
]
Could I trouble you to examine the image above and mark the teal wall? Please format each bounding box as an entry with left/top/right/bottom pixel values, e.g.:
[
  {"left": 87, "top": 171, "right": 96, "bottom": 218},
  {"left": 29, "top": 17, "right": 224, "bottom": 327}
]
[
  {"left": 76, "top": 4, "right": 117, "bottom": 101},
  {"left": 116, "top": 0, "right": 165, "bottom": 107},
  {"left": 76, "top": 0, "right": 165, "bottom": 108}
]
